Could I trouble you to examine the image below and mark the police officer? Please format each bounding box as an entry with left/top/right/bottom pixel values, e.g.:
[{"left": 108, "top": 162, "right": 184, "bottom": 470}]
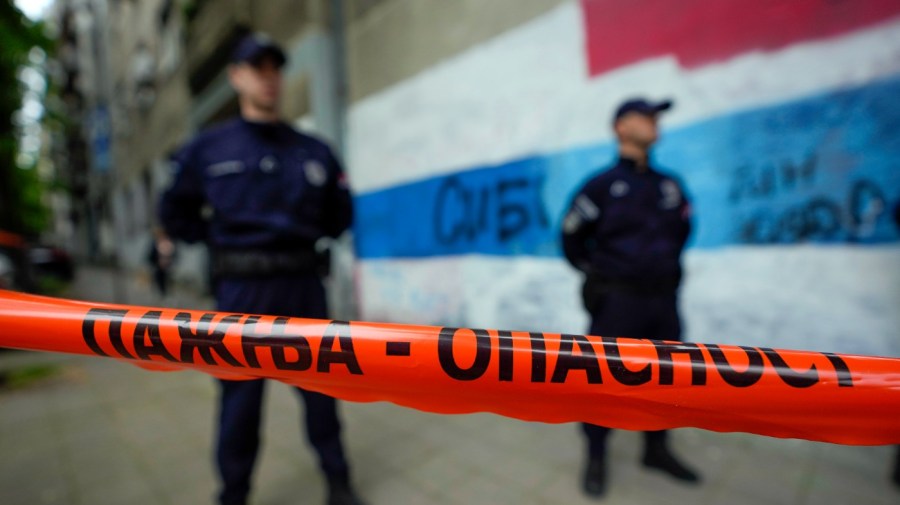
[
  {"left": 561, "top": 98, "right": 701, "bottom": 498},
  {"left": 159, "top": 33, "right": 364, "bottom": 505}
]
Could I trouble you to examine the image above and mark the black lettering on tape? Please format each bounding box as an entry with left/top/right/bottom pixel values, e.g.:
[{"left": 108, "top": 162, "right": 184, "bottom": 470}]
[
  {"left": 822, "top": 352, "right": 853, "bottom": 387},
  {"left": 239, "top": 315, "right": 264, "bottom": 368},
  {"left": 133, "top": 310, "right": 178, "bottom": 362},
  {"left": 551, "top": 334, "right": 602, "bottom": 384},
  {"left": 438, "top": 327, "right": 491, "bottom": 381},
  {"left": 175, "top": 312, "right": 243, "bottom": 367},
  {"left": 240, "top": 316, "right": 313, "bottom": 371},
  {"left": 601, "top": 338, "right": 652, "bottom": 386},
  {"left": 656, "top": 342, "right": 707, "bottom": 386},
  {"left": 706, "top": 344, "right": 764, "bottom": 387},
  {"left": 760, "top": 347, "right": 819, "bottom": 388},
  {"left": 82, "top": 308, "right": 129, "bottom": 357},
  {"left": 317, "top": 321, "right": 363, "bottom": 374},
  {"left": 385, "top": 341, "right": 411, "bottom": 356},
  {"left": 497, "top": 330, "right": 514, "bottom": 382},
  {"left": 529, "top": 332, "right": 547, "bottom": 383}
]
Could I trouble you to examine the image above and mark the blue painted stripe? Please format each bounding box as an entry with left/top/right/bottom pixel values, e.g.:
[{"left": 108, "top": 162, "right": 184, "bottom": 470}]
[{"left": 354, "top": 75, "right": 900, "bottom": 259}]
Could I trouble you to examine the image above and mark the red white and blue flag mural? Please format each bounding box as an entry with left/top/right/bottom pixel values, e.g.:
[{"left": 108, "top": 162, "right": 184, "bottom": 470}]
[
  {"left": 346, "top": 0, "right": 900, "bottom": 355},
  {"left": 581, "top": 0, "right": 900, "bottom": 76}
]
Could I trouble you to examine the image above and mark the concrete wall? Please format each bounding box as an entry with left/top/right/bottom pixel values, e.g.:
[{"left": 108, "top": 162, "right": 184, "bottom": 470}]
[
  {"left": 345, "top": 0, "right": 900, "bottom": 356},
  {"left": 345, "top": 0, "right": 568, "bottom": 100}
]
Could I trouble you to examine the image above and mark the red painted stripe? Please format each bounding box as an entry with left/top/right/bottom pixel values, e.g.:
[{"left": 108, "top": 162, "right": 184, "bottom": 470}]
[{"left": 580, "top": 0, "right": 900, "bottom": 76}]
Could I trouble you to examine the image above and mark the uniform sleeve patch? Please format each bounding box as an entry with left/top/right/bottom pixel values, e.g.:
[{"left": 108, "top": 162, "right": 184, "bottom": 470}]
[
  {"left": 304, "top": 160, "right": 328, "bottom": 187},
  {"left": 574, "top": 195, "right": 601, "bottom": 220},
  {"left": 206, "top": 160, "right": 246, "bottom": 178},
  {"left": 564, "top": 195, "right": 601, "bottom": 234}
]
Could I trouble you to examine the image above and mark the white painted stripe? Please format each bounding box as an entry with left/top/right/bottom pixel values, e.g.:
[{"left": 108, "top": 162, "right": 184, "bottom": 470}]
[
  {"left": 357, "top": 255, "right": 589, "bottom": 333},
  {"left": 357, "top": 246, "right": 900, "bottom": 357},
  {"left": 347, "top": 1, "right": 900, "bottom": 193}
]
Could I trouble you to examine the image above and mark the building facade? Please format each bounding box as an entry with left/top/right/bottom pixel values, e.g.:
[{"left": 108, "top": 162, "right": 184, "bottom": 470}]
[{"left": 52, "top": 1, "right": 900, "bottom": 358}]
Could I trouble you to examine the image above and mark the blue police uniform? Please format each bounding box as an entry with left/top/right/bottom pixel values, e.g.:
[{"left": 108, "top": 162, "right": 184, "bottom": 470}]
[
  {"left": 562, "top": 157, "right": 690, "bottom": 285},
  {"left": 561, "top": 155, "right": 695, "bottom": 485},
  {"left": 159, "top": 117, "right": 353, "bottom": 505}
]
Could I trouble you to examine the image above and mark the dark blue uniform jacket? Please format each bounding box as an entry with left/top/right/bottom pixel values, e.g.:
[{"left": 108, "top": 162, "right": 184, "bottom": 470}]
[
  {"left": 561, "top": 157, "right": 691, "bottom": 282},
  {"left": 159, "top": 118, "right": 352, "bottom": 250}
]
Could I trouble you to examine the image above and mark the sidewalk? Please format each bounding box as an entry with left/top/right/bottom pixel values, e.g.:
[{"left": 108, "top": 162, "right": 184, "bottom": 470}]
[{"left": 1, "top": 265, "right": 897, "bottom": 505}]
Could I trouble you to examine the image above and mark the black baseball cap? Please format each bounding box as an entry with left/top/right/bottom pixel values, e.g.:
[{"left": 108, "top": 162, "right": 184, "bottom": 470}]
[
  {"left": 231, "top": 33, "right": 287, "bottom": 67},
  {"left": 613, "top": 98, "right": 673, "bottom": 122}
]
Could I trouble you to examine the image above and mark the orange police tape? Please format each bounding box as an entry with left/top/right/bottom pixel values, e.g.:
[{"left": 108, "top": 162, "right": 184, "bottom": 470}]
[{"left": 1, "top": 289, "right": 898, "bottom": 445}]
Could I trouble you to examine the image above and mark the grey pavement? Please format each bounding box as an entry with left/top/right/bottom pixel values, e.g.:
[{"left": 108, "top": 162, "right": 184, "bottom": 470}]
[{"left": 1, "top": 265, "right": 898, "bottom": 505}]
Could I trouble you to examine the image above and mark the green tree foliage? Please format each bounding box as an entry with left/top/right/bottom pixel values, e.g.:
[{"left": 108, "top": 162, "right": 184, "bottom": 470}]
[{"left": 0, "top": 0, "right": 51, "bottom": 237}]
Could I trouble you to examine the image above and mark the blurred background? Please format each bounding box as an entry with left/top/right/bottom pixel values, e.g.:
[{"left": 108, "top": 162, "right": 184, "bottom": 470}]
[
  {"left": 1, "top": 0, "right": 897, "bottom": 353},
  {"left": 0, "top": 1, "right": 898, "bottom": 504}
]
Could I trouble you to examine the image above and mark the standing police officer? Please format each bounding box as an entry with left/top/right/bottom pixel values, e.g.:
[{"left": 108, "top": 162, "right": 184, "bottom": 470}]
[
  {"left": 561, "top": 98, "right": 701, "bottom": 498},
  {"left": 159, "top": 33, "right": 364, "bottom": 505}
]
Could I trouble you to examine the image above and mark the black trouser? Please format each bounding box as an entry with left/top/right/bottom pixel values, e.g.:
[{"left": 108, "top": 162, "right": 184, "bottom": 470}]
[
  {"left": 152, "top": 267, "right": 169, "bottom": 295},
  {"left": 216, "top": 379, "right": 348, "bottom": 504},
  {"left": 581, "top": 287, "right": 682, "bottom": 459},
  {"left": 215, "top": 273, "right": 350, "bottom": 505}
]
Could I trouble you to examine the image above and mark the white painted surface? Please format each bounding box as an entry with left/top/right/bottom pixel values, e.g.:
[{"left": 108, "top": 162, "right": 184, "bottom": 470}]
[
  {"left": 359, "top": 245, "right": 900, "bottom": 357},
  {"left": 347, "top": 2, "right": 900, "bottom": 193}
]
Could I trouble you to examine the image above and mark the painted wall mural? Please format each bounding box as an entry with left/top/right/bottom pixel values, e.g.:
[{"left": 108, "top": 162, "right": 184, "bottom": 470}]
[
  {"left": 346, "top": 1, "right": 900, "bottom": 355},
  {"left": 580, "top": 0, "right": 900, "bottom": 76},
  {"left": 356, "top": 76, "right": 900, "bottom": 259}
]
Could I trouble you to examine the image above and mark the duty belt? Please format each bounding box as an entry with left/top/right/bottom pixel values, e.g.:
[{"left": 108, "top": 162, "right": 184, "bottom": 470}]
[
  {"left": 212, "top": 249, "right": 320, "bottom": 277},
  {"left": 584, "top": 272, "right": 681, "bottom": 296}
]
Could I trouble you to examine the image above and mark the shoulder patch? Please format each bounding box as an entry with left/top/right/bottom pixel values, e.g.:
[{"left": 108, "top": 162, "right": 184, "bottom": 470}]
[
  {"left": 574, "top": 195, "right": 600, "bottom": 220},
  {"left": 659, "top": 179, "right": 682, "bottom": 209},
  {"left": 304, "top": 159, "right": 328, "bottom": 187}
]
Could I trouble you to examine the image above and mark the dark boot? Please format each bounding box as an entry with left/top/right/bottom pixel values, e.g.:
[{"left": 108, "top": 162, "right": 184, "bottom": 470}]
[
  {"left": 326, "top": 475, "right": 366, "bottom": 505},
  {"left": 642, "top": 444, "right": 701, "bottom": 484},
  {"left": 893, "top": 446, "right": 900, "bottom": 488},
  {"left": 582, "top": 457, "right": 608, "bottom": 498}
]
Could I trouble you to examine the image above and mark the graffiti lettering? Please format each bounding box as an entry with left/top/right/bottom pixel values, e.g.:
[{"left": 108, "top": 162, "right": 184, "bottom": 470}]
[
  {"left": 740, "top": 197, "right": 842, "bottom": 243},
  {"left": 434, "top": 174, "right": 549, "bottom": 245},
  {"left": 729, "top": 155, "right": 817, "bottom": 204},
  {"left": 739, "top": 179, "right": 889, "bottom": 244},
  {"left": 848, "top": 179, "right": 887, "bottom": 238}
]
